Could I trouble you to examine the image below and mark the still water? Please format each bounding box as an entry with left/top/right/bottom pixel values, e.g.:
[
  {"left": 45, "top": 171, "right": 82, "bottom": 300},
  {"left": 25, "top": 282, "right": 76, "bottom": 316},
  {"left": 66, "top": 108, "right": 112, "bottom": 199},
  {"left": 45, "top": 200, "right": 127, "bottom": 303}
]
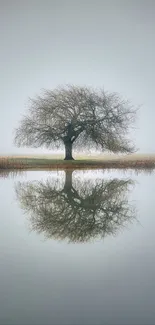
[{"left": 0, "top": 169, "right": 155, "bottom": 325}]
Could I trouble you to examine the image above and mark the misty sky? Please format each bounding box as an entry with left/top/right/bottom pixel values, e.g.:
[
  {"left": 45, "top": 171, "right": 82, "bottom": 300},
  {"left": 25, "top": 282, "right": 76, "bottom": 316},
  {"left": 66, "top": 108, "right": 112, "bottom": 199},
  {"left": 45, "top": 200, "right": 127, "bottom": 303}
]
[{"left": 0, "top": 0, "right": 155, "bottom": 154}]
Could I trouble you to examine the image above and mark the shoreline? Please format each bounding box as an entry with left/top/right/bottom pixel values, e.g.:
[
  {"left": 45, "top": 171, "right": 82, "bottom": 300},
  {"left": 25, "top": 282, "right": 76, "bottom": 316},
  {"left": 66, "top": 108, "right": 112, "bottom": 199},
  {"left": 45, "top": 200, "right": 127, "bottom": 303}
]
[{"left": 0, "top": 156, "right": 155, "bottom": 171}]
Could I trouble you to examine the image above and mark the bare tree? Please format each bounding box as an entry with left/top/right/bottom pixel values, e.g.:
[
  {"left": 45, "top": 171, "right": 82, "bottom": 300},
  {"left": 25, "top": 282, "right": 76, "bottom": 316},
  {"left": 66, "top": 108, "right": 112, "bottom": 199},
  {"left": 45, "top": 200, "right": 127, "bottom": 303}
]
[
  {"left": 14, "top": 85, "right": 137, "bottom": 160},
  {"left": 15, "top": 171, "right": 136, "bottom": 243}
]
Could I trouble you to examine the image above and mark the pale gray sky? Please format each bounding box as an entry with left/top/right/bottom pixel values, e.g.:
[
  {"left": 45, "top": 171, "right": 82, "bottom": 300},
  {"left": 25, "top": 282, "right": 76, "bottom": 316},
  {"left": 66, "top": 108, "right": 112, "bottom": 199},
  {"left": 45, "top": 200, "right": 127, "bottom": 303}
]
[{"left": 0, "top": 0, "right": 155, "bottom": 154}]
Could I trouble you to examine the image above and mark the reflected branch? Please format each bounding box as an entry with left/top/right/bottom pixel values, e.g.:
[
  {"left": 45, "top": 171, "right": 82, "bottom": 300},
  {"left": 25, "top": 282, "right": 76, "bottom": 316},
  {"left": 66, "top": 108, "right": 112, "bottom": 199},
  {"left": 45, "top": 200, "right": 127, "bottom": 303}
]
[{"left": 15, "top": 171, "right": 136, "bottom": 243}]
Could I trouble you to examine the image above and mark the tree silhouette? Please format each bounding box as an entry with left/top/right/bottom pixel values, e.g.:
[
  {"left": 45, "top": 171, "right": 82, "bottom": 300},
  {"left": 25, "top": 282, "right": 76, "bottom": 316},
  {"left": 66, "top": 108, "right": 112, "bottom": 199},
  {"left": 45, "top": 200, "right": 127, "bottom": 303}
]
[
  {"left": 15, "top": 171, "right": 135, "bottom": 243},
  {"left": 14, "top": 85, "right": 137, "bottom": 160}
]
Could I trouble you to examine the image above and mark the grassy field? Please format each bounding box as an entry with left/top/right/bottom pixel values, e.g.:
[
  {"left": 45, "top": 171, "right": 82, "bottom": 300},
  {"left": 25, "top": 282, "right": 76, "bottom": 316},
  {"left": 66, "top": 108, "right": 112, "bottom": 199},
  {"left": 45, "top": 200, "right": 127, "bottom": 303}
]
[
  {"left": 3, "top": 153, "right": 155, "bottom": 160},
  {"left": 0, "top": 154, "right": 155, "bottom": 170}
]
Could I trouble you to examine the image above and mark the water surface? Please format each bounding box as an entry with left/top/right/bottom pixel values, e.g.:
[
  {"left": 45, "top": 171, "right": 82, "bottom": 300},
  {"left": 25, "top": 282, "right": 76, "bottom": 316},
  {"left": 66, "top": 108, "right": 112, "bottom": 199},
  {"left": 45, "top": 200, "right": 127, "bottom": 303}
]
[{"left": 0, "top": 169, "right": 155, "bottom": 325}]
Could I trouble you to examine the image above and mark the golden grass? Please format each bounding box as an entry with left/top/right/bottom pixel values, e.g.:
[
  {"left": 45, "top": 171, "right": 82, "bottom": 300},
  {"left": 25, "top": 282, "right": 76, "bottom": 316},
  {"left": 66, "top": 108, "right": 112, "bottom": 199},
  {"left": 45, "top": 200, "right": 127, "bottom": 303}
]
[
  {"left": 0, "top": 154, "right": 155, "bottom": 171},
  {"left": 4, "top": 153, "right": 155, "bottom": 161}
]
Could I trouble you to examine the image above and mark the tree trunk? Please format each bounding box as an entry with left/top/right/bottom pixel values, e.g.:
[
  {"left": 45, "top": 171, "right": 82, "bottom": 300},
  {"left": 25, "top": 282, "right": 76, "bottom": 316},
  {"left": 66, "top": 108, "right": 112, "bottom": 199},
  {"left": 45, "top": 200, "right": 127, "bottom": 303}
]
[{"left": 64, "top": 141, "right": 74, "bottom": 160}]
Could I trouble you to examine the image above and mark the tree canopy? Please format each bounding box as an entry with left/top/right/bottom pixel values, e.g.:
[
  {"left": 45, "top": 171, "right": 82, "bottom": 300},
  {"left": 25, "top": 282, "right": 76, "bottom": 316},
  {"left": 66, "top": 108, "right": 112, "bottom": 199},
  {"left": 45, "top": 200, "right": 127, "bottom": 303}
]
[
  {"left": 14, "top": 85, "right": 137, "bottom": 160},
  {"left": 15, "top": 171, "right": 135, "bottom": 243}
]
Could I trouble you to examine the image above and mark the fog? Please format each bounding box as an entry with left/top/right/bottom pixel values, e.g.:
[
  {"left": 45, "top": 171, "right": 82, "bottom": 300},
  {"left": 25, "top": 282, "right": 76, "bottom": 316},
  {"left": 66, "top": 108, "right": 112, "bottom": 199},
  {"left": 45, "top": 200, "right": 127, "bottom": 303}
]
[{"left": 0, "top": 0, "right": 155, "bottom": 154}]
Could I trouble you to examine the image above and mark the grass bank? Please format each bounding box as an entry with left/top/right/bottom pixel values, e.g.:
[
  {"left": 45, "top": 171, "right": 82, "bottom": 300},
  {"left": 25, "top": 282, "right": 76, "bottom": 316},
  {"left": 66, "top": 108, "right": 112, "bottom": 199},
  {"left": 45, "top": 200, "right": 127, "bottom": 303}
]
[{"left": 0, "top": 155, "right": 155, "bottom": 171}]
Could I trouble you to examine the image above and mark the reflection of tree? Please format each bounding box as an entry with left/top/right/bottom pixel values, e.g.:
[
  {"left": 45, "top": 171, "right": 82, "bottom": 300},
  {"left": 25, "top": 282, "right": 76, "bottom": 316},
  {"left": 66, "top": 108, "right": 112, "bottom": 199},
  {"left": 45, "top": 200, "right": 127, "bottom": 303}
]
[
  {"left": 15, "top": 171, "right": 135, "bottom": 243},
  {"left": 0, "top": 170, "right": 24, "bottom": 179}
]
